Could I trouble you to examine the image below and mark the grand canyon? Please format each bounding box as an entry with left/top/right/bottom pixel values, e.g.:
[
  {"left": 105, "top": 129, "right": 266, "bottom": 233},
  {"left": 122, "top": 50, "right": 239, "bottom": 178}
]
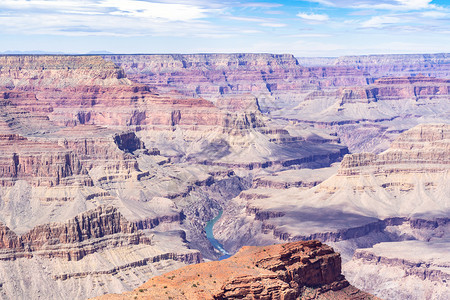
[{"left": 0, "top": 53, "right": 448, "bottom": 299}]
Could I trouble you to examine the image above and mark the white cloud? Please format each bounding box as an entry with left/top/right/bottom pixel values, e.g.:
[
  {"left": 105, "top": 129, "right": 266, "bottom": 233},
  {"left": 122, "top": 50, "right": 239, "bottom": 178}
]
[
  {"left": 297, "top": 12, "right": 329, "bottom": 22},
  {"left": 99, "top": 0, "right": 210, "bottom": 21},
  {"left": 227, "top": 16, "right": 268, "bottom": 22},
  {"left": 395, "top": 0, "right": 433, "bottom": 9},
  {"left": 0, "top": 0, "right": 226, "bottom": 36},
  {"left": 259, "top": 22, "right": 286, "bottom": 27},
  {"left": 0, "top": 0, "right": 217, "bottom": 21},
  {"left": 239, "top": 2, "right": 283, "bottom": 8},
  {"left": 306, "top": 0, "right": 438, "bottom": 10},
  {"left": 421, "top": 11, "right": 448, "bottom": 18},
  {"left": 361, "top": 15, "right": 402, "bottom": 28},
  {"left": 353, "top": 0, "right": 437, "bottom": 10},
  {"left": 287, "top": 33, "right": 332, "bottom": 38}
]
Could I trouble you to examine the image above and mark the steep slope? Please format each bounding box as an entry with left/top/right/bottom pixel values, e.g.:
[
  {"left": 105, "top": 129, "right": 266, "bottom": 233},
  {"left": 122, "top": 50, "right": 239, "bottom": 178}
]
[{"left": 97, "top": 240, "right": 379, "bottom": 300}]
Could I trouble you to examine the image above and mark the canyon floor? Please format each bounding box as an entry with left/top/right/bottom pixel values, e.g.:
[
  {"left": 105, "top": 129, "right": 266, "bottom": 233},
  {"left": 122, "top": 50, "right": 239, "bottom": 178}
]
[{"left": 0, "top": 53, "right": 448, "bottom": 299}]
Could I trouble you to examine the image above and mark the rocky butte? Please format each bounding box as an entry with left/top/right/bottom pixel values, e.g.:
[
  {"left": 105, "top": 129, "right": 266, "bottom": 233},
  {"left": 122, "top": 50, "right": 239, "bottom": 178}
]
[{"left": 0, "top": 53, "right": 448, "bottom": 299}]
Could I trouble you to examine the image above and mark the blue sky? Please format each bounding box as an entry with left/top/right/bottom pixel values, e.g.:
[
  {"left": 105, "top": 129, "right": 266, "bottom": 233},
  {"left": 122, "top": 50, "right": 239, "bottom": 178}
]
[{"left": 0, "top": 0, "right": 449, "bottom": 56}]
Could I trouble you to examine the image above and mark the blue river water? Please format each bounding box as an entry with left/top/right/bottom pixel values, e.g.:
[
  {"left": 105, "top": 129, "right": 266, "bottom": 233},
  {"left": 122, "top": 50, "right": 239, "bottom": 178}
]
[{"left": 204, "top": 210, "right": 231, "bottom": 260}]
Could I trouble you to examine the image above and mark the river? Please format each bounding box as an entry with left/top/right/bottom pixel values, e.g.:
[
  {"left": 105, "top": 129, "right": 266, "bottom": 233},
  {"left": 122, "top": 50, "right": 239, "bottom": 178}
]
[{"left": 204, "top": 210, "right": 231, "bottom": 260}]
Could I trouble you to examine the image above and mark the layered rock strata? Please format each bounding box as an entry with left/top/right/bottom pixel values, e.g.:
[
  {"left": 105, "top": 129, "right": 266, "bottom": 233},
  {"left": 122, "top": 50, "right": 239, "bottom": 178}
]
[
  {"left": 97, "top": 240, "right": 378, "bottom": 300},
  {"left": 0, "top": 230, "right": 201, "bottom": 299},
  {"left": 104, "top": 54, "right": 372, "bottom": 113},
  {"left": 0, "top": 53, "right": 447, "bottom": 300}
]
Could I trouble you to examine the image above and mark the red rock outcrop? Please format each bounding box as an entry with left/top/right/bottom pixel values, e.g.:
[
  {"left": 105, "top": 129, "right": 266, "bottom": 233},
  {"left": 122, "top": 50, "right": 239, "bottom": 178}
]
[{"left": 97, "top": 240, "right": 378, "bottom": 300}]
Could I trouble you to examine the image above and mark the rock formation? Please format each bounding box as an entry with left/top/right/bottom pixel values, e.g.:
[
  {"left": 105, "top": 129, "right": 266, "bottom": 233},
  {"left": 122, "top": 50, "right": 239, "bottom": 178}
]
[{"left": 97, "top": 240, "right": 378, "bottom": 300}]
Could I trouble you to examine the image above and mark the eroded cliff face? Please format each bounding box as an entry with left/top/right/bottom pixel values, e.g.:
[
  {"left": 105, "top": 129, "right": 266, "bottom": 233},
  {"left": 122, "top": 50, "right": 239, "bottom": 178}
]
[
  {"left": 97, "top": 241, "right": 379, "bottom": 300},
  {"left": 0, "top": 205, "right": 201, "bottom": 299},
  {"left": 0, "top": 206, "right": 150, "bottom": 261}
]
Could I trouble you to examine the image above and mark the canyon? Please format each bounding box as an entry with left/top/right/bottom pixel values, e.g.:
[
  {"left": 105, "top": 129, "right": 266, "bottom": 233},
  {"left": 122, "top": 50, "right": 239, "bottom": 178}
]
[{"left": 0, "top": 53, "right": 448, "bottom": 299}]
